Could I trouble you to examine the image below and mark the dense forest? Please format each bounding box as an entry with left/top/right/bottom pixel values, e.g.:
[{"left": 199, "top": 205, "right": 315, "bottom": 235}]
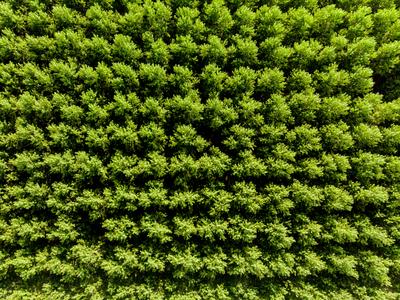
[{"left": 0, "top": 0, "right": 400, "bottom": 299}]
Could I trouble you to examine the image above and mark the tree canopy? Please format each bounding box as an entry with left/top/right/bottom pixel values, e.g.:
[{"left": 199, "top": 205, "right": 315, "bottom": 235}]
[{"left": 0, "top": 0, "right": 400, "bottom": 299}]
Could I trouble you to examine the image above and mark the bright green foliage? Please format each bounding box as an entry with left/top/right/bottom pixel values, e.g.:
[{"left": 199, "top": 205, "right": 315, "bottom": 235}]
[{"left": 0, "top": 0, "right": 400, "bottom": 299}]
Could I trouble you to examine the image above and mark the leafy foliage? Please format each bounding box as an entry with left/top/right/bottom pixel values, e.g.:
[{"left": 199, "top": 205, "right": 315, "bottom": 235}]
[{"left": 0, "top": 0, "right": 400, "bottom": 299}]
